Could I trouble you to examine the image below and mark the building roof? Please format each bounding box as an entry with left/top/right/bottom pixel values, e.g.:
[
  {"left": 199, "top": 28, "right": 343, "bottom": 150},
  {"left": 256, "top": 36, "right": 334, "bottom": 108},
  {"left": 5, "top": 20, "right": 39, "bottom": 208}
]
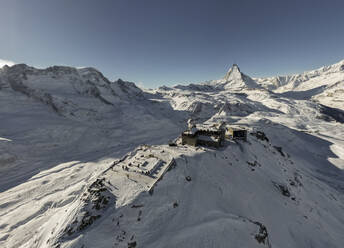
[
  {"left": 226, "top": 125, "right": 246, "bottom": 131},
  {"left": 197, "top": 135, "right": 219, "bottom": 142}
]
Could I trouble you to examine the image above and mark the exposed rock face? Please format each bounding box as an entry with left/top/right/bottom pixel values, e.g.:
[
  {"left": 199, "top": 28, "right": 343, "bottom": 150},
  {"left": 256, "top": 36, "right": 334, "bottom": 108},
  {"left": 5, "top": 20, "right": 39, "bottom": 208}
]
[
  {"left": 224, "top": 64, "right": 242, "bottom": 81},
  {"left": 222, "top": 64, "right": 263, "bottom": 90}
]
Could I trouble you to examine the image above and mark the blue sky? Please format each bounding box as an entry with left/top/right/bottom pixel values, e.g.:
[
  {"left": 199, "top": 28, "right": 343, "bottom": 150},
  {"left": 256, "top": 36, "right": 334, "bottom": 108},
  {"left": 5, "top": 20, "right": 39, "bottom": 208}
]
[{"left": 1, "top": 0, "right": 344, "bottom": 88}]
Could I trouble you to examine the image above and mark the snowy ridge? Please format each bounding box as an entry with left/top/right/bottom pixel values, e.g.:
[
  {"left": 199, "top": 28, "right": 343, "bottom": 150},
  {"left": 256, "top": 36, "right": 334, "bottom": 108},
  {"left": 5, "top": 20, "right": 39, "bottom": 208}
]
[
  {"left": 256, "top": 59, "right": 344, "bottom": 91},
  {"left": 0, "top": 64, "right": 146, "bottom": 121},
  {"left": 171, "top": 64, "right": 262, "bottom": 93},
  {"left": 20, "top": 122, "right": 344, "bottom": 248},
  {"left": 255, "top": 60, "right": 344, "bottom": 109}
]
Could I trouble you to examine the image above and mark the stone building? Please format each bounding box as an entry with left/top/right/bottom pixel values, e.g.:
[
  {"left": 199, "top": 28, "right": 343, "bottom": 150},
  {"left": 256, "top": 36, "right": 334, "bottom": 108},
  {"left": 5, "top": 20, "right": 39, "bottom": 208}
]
[
  {"left": 225, "top": 126, "right": 247, "bottom": 141},
  {"left": 181, "top": 123, "right": 225, "bottom": 148}
]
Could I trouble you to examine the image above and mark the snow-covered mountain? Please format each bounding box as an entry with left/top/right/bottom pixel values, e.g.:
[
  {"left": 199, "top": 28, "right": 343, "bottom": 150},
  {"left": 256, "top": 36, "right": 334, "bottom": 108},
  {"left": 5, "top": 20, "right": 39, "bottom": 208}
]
[
  {"left": 0, "top": 64, "right": 185, "bottom": 192},
  {"left": 0, "top": 64, "right": 145, "bottom": 120},
  {"left": 220, "top": 63, "right": 263, "bottom": 90},
  {"left": 255, "top": 60, "right": 344, "bottom": 109},
  {"left": 172, "top": 63, "right": 262, "bottom": 92},
  {"left": 0, "top": 61, "right": 344, "bottom": 248}
]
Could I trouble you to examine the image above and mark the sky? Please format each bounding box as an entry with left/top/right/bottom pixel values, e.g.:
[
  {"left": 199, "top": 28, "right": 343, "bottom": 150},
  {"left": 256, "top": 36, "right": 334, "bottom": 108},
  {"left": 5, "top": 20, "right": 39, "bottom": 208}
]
[{"left": 1, "top": 0, "right": 344, "bottom": 88}]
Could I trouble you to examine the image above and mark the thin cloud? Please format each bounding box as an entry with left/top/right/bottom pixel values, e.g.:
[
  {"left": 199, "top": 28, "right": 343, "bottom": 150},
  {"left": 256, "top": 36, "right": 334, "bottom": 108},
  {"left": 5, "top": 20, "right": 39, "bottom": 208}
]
[{"left": 0, "top": 59, "right": 15, "bottom": 67}]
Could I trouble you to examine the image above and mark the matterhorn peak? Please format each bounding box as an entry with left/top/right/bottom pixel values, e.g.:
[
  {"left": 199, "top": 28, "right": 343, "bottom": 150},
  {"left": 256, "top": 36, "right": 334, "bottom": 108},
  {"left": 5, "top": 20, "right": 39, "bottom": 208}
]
[
  {"left": 224, "top": 64, "right": 242, "bottom": 81},
  {"left": 220, "top": 64, "right": 261, "bottom": 90},
  {"left": 231, "top": 63, "right": 241, "bottom": 72}
]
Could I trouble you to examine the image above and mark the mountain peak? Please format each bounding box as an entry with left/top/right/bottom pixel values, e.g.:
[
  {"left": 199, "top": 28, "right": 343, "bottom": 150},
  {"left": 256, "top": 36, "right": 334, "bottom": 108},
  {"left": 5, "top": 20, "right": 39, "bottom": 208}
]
[
  {"left": 224, "top": 64, "right": 242, "bottom": 81},
  {"left": 220, "top": 64, "right": 262, "bottom": 90},
  {"left": 232, "top": 63, "right": 240, "bottom": 71}
]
